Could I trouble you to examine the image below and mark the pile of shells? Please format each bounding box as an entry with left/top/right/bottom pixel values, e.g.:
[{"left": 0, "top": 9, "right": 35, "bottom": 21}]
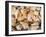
[{"left": 11, "top": 6, "right": 41, "bottom": 31}]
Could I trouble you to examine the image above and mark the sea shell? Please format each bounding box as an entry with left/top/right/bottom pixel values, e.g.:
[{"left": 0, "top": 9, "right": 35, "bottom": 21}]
[
  {"left": 31, "top": 22, "right": 39, "bottom": 26},
  {"left": 16, "top": 24, "right": 22, "bottom": 30},
  {"left": 30, "top": 25, "right": 39, "bottom": 30},
  {"left": 20, "top": 22, "right": 29, "bottom": 29}
]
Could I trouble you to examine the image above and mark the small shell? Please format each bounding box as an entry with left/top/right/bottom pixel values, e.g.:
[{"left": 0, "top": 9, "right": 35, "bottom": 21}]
[
  {"left": 34, "top": 11, "right": 39, "bottom": 16},
  {"left": 20, "top": 22, "right": 29, "bottom": 29},
  {"left": 12, "top": 18, "right": 16, "bottom": 26},
  {"left": 36, "top": 7, "right": 41, "bottom": 11},
  {"left": 33, "top": 16, "right": 40, "bottom": 22},
  {"left": 30, "top": 7, "right": 36, "bottom": 11},
  {"left": 30, "top": 25, "right": 39, "bottom": 30},
  {"left": 27, "top": 12, "right": 33, "bottom": 22},
  {"left": 31, "top": 22, "right": 39, "bottom": 26},
  {"left": 11, "top": 6, "right": 16, "bottom": 15},
  {"left": 15, "top": 10, "right": 20, "bottom": 19},
  {"left": 16, "top": 24, "right": 22, "bottom": 30},
  {"left": 17, "top": 15, "right": 25, "bottom": 21},
  {"left": 12, "top": 16, "right": 16, "bottom": 26}
]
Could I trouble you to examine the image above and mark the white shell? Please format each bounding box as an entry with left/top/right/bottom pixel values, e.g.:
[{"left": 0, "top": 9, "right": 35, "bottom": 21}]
[
  {"left": 31, "top": 25, "right": 39, "bottom": 30},
  {"left": 16, "top": 25, "right": 22, "bottom": 30},
  {"left": 31, "top": 22, "right": 39, "bottom": 26},
  {"left": 20, "top": 22, "right": 29, "bottom": 29}
]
